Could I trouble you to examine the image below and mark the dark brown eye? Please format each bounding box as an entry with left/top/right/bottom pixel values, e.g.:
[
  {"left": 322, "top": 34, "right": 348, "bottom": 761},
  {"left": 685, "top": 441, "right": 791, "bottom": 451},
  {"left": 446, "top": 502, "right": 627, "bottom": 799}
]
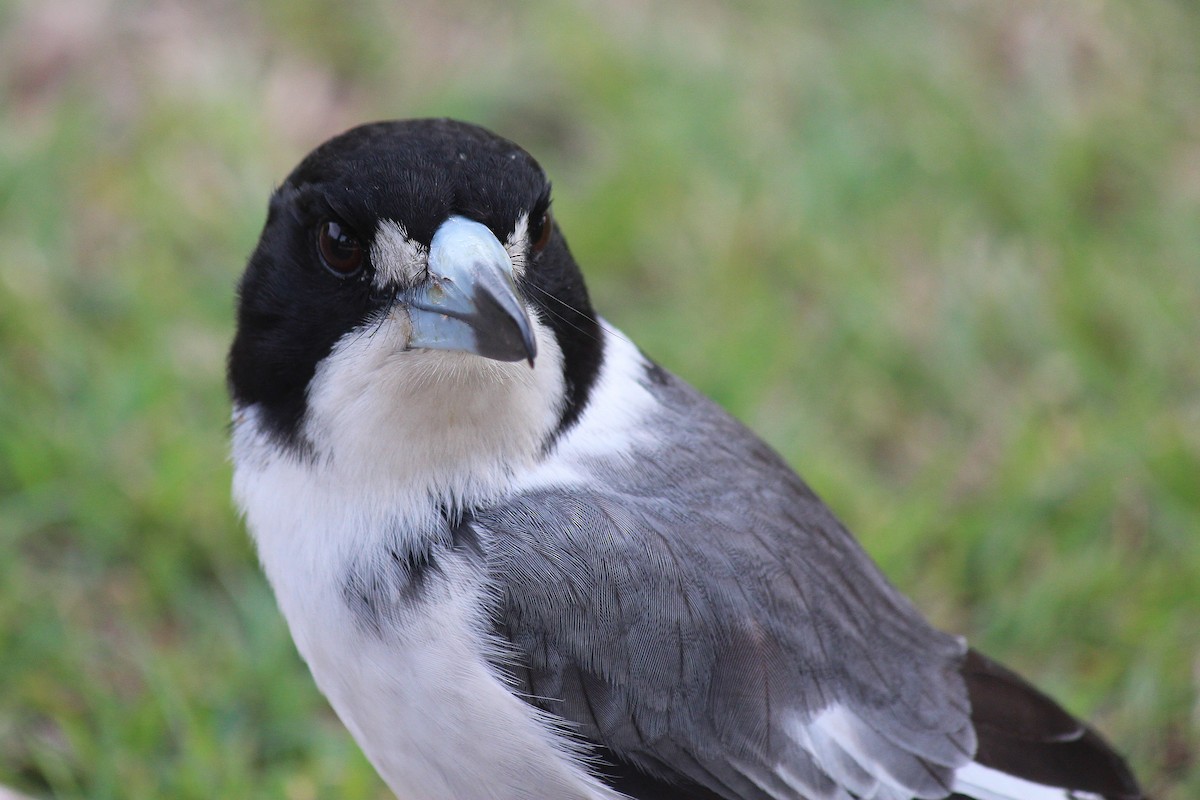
[
  {"left": 531, "top": 212, "right": 552, "bottom": 253},
  {"left": 317, "top": 220, "right": 364, "bottom": 276}
]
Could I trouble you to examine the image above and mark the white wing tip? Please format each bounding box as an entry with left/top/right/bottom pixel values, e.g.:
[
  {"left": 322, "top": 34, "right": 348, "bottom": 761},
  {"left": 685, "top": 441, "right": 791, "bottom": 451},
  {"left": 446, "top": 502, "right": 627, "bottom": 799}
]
[{"left": 953, "top": 761, "right": 1104, "bottom": 800}]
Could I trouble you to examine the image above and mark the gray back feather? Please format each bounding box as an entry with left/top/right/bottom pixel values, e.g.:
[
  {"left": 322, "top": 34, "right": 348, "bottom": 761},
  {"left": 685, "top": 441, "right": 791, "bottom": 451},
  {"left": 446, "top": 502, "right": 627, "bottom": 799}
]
[{"left": 478, "top": 365, "right": 974, "bottom": 799}]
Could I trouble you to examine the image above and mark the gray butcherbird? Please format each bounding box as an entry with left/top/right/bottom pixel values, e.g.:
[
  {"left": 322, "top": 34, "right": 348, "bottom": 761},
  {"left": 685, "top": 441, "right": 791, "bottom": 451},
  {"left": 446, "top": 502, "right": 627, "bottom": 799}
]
[{"left": 228, "top": 119, "right": 1143, "bottom": 800}]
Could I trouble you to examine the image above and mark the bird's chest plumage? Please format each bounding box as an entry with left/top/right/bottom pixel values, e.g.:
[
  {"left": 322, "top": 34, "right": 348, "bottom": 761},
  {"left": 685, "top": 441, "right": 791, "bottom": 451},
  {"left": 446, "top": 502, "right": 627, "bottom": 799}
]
[
  {"left": 231, "top": 405, "right": 616, "bottom": 800},
  {"left": 232, "top": 445, "right": 478, "bottom": 710}
]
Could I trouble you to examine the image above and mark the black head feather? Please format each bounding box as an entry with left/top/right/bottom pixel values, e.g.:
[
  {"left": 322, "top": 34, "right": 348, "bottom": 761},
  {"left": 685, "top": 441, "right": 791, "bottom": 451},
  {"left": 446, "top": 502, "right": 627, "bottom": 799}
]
[{"left": 228, "top": 118, "right": 602, "bottom": 448}]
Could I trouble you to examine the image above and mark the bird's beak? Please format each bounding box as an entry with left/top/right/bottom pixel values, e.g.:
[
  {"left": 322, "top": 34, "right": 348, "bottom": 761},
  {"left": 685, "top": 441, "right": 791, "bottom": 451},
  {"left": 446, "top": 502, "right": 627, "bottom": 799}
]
[{"left": 404, "top": 216, "right": 537, "bottom": 365}]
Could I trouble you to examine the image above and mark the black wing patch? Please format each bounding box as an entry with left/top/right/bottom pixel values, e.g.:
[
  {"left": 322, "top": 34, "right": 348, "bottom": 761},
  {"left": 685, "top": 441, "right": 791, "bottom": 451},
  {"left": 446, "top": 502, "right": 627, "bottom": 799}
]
[{"left": 963, "top": 648, "right": 1143, "bottom": 799}]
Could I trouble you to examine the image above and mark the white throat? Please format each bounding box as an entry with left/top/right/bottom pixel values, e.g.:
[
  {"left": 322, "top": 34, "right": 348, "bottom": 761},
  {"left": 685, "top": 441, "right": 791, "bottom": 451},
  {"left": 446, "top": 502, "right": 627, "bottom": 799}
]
[{"left": 304, "top": 310, "right": 561, "bottom": 508}]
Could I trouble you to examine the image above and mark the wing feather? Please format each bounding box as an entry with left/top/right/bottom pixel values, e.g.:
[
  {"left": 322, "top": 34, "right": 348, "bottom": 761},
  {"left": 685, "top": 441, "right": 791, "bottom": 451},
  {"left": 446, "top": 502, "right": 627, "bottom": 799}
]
[{"left": 479, "top": 367, "right": 975, "bottom": 799}]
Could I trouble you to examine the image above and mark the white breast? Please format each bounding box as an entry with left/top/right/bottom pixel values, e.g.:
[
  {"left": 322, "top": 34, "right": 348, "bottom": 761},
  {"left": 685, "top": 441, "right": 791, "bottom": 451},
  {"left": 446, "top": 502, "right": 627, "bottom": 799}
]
[{"left": 233, "top": 422, "right": 623, "bottom": 800}]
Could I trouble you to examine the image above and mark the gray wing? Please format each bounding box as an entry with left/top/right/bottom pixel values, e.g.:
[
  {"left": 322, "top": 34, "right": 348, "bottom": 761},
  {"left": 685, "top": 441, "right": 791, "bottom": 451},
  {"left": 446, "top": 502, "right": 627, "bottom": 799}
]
[{"left": 477, "top": 368, "right": 975, "bottom": 800}]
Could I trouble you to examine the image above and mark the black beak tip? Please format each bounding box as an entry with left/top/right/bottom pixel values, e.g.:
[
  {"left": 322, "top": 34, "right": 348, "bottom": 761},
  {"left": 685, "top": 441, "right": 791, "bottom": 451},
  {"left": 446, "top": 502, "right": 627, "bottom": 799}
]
[
  {"left": 523, "top": 331, "right": 538, "bottom": 368},
  {"left": 468, "top": 286, "right": 538, "bottom": 366}
]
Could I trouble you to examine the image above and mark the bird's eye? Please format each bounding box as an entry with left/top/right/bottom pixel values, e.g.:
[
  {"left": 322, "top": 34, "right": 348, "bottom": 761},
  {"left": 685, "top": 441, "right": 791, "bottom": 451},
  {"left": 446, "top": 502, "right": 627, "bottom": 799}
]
[
  {"left": 317, "top": 220, "right": 364, "bottom": 277},
  {"left": 531, "top": 212, "right": 553, "bottom": 254}
]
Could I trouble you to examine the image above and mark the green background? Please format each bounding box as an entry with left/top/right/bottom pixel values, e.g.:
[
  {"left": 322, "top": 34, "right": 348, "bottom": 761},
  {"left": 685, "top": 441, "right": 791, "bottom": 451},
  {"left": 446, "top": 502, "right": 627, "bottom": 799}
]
[{"left": 1, "top": 1, "right": 1197, "bottom": 797}]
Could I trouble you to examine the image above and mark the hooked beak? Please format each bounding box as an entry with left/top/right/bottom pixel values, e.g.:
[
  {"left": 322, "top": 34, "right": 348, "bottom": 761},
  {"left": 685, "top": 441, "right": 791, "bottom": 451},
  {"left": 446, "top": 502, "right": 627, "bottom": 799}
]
[{"left": 404, "top": 216, "right": 537, "bottom": 365}]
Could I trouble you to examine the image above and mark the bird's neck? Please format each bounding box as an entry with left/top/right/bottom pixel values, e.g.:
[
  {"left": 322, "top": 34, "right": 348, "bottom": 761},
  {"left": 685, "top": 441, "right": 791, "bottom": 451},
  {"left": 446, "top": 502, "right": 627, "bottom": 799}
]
[{"left": 319, "top": 323, "right": 567, "bottom": 498}]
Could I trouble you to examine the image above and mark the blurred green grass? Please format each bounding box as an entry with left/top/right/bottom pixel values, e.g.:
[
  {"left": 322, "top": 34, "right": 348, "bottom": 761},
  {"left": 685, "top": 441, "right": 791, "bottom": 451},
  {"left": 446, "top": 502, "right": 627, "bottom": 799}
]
[{"left": 1, "top": 0, "right": 1197, "bottom": 798}]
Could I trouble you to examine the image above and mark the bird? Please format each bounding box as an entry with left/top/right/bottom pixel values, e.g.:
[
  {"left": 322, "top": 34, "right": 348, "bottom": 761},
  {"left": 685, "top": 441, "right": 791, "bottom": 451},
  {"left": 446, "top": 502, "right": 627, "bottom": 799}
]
[{"left": 227, "top": 118, "right": 1144, "bottom": 800}]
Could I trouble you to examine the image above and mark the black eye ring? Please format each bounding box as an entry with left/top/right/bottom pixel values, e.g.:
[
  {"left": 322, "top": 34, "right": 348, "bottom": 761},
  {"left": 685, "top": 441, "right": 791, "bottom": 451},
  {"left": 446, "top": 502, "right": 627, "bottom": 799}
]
[
  {"left": 317, "top": 220, "right": 364, "bottom": 277},
  {"left": 531, "top": 212, "right": 552, "bottom": 253}
]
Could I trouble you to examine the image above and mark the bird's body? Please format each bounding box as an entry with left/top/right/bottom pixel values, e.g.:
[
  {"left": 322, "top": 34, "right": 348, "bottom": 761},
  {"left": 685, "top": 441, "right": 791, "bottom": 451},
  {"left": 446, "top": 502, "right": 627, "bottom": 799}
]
[{"left": 229, "top": 119, "right": 1143, "bottom": 800}]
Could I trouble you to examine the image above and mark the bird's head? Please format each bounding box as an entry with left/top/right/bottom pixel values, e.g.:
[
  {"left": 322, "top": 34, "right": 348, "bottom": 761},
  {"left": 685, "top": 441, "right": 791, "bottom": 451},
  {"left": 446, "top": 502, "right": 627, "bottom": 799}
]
[{"left": 228, "top": 119, "right": 602, "bottom": 498}]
